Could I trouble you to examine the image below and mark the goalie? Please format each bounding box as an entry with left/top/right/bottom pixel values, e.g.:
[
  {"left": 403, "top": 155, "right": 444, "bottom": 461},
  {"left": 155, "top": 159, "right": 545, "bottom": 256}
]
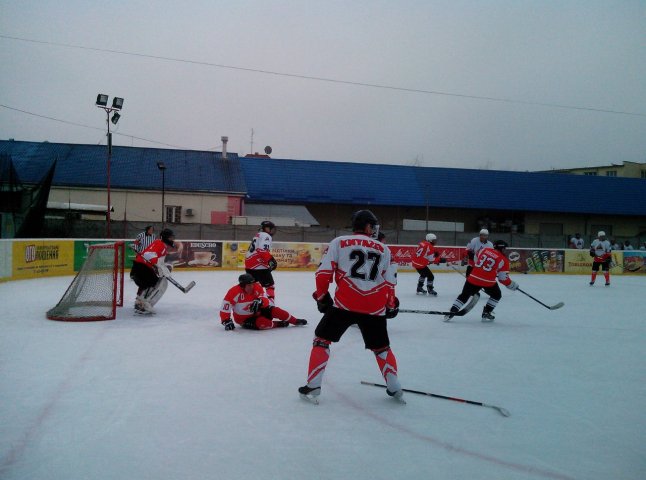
[{"left": 130, "top": 228, "right": 176, "bottom": 315}]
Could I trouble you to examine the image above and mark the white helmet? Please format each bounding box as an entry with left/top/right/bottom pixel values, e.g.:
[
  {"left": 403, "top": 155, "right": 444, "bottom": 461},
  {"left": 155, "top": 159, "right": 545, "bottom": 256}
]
[
  {"left": 479, "top": 229, "right": 489, "bottom": 236},
  {"left": 598, "top": 231, "right": 606, "bottom": 238},
  {"left": 426, "top": 233, "right": 437, "bottom": 242}
]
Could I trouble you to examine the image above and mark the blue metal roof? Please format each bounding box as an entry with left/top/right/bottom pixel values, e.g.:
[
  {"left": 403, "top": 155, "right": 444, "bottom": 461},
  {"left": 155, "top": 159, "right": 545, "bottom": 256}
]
[
  {"left": 0, "top": 140, "right": 246, "bottom": 194},
  {"left": 241, "top": 157, "right": 646, "bottom": 216},
  {"left": 3, "top": 140, "right": 645, "bottom": 217}
]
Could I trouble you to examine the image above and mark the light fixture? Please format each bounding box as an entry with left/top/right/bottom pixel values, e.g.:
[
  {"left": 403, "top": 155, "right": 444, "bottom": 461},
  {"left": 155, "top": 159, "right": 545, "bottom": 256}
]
[
  {"left": 110, "top": 112, "right": 121, "bottom": 125},
  {"left": 157, "top": 161, "right": 166, "bottom": 171},
  {"left": 112, "top": 97, "right": 124, "bottom": 110},
  {"left": 96, "top": 94, "right": 108, "bottom": 107}
]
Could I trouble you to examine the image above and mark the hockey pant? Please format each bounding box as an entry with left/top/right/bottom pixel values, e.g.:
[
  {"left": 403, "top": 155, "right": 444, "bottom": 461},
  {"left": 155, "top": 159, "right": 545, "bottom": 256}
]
[
  {"left": 239, "top": 306, "right": 295, "bottom": 330},
  {"left": 304, "top": 337, "right": 401, "bottom": 393},
  {"left": 591, "top": 260, "right": 610, "bottom": 283},
  {"left": 450, "top": 281, "right": 501, "bottom": 316}
]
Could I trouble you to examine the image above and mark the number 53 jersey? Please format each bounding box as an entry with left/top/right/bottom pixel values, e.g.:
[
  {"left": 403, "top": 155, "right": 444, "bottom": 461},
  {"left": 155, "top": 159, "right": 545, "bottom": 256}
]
[{"left": 315, "top": 234, "right": 397, "bottom": 316}]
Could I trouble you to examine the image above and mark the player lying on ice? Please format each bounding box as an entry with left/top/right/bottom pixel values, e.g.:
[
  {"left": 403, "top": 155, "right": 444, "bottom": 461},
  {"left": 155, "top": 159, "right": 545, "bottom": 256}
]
[{"left": 219, "top": 274, "right": 307, "bottom": 330}]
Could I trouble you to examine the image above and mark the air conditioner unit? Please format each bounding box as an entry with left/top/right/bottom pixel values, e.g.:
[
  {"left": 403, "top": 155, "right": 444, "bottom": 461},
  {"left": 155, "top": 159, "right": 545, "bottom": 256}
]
[{"left": 185, "top": 208, "right": 194, "bottom": 216}]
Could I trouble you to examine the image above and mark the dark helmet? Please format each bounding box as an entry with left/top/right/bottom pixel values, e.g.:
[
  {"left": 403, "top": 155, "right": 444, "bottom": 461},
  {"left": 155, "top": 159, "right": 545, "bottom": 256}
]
[
  {"left": 377, "top": 231, "right": 386, "bottom": 242},
  {"left": 160, "top": 228, "right": 175, "bottom": 246},
  {"left": 260, "top": 221, "right": 276, "bottom": 234},
  {"left": 493, "top": 240, "right": 508, "bottom": 251},
  {"left": 238, "top": 273, "right": 256, "bottom": 287},
  {"left": 351, "top": 210, "right": 379, "bottom": 233}
]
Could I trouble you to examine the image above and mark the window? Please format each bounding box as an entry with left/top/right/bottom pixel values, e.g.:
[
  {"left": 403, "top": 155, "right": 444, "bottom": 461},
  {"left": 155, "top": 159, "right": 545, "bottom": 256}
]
[
  {"left": 641, "top": 170, "right": 646, "bottom": 179},
  {"left": 165, "top": 205, "right": 182, "bottom": 224},
  {"left": 539, "top": 223, "right": 563, "bottom": 235},
  {"left": 584, "top": 171, "right": 597, "bottom": 176},
  {"left": 606, "top": 170, "right": 617, "bottom": 177}
]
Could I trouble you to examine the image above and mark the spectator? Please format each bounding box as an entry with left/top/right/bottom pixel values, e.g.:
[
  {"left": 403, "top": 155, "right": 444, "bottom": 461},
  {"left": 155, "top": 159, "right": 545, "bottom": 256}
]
[
  {"left": 610, "top": 239, "right": 620, "bottom": 250},
  {"left": 569, "top": 233, "right": 584, "bottom": 249},
  {"left": 622, "top": 240, "right": 635, "bottom": 250},
  {"left": 640, "top": 241, "right": 646, "bottom": 251}
]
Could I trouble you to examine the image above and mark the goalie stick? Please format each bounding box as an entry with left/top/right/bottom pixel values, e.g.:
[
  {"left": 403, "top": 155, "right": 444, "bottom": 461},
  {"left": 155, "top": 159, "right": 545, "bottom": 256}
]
[
  {"left": 400, "top": 293, "right": 480, "bottom": 316},
  {"left": 129, "top": 246, "right": 195, "bottom": 294},
  {"left": 360, "top": 381, "right": 510, "bottom": 417}
]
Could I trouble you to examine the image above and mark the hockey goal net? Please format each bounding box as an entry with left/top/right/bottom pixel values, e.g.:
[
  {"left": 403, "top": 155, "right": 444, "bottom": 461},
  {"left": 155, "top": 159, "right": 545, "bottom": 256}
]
[{"left": 47, "top": 241, "right": 125, "bottom": 321}]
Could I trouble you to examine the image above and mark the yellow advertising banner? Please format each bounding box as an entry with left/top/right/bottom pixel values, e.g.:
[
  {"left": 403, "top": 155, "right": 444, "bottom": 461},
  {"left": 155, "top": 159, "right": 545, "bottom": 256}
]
[
  {"left": 563, "top": 250, "right": 623, "bottom": 274},
  {"left": 12, "top": 240, "right": 75, "bottom": 279},
  {"left": 221, "top": 241, "right": 324, "bottom": 270}
]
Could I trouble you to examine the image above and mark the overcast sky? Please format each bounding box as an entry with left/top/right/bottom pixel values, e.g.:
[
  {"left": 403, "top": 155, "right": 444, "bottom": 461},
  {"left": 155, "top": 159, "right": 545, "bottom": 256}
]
[{"left": 1, "top": 1, "right": 645, "bottom": 171}]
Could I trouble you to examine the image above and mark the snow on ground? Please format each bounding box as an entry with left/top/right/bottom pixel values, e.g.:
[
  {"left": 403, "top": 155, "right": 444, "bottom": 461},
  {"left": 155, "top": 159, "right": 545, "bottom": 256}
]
[{"left": 1, "top": 270, "right": 644, "bottom": 480}]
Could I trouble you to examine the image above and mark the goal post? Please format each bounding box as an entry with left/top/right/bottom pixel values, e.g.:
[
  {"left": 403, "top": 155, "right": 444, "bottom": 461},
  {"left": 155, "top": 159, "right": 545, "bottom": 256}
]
[{"left": 47, "top": 241, "right": 125, "bottom": 321}]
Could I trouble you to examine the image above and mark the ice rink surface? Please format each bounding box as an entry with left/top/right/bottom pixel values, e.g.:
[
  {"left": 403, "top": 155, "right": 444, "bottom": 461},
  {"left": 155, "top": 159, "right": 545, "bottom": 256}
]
[{"left": 1, "top": 270, "right": 644, "bottom": 480}]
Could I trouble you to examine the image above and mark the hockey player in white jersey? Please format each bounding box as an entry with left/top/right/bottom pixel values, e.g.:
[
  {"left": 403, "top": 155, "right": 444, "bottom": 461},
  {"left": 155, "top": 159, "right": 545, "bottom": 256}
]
[
  {"left": 244, "top": 221, "right": 278, "bottom": 301},
  {"left": 463, "top": 229, "right": 494, "bottom": 276},
  {"left": 589, "top": 231, "right": 612, "bottom": 286}
]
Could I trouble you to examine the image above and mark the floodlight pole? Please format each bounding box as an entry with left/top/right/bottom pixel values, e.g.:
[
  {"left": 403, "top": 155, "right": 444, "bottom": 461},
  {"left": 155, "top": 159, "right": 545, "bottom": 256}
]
[{"left": 157, "top": 162, "right": 167, "bottom": 229}]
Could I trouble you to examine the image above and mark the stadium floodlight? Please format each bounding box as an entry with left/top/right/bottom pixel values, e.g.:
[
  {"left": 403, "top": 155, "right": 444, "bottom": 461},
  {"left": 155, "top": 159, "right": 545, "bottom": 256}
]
[
  {"left": 112, "top": 97, "right": 124, "bottom": 110},
  {"left": 95, "top": 94, "right": 125, "bottom": 238},
  {"left": 96, "top": 94, "right": 109, "bottom": 107}
]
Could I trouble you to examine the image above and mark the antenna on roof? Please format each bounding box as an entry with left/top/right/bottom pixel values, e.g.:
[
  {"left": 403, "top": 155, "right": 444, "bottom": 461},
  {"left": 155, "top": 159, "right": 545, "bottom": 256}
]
[{"left": 250, "top": 128, "right": 254, "bottom": 155}]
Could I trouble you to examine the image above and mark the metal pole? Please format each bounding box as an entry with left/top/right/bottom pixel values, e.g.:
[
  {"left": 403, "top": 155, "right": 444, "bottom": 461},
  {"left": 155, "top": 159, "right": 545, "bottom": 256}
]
[
  {"left": 106, "top": 112, "right": 111, "bottom": 239},
  {"left": 161, "top": 169, "right": 166, "bottom": 229}
]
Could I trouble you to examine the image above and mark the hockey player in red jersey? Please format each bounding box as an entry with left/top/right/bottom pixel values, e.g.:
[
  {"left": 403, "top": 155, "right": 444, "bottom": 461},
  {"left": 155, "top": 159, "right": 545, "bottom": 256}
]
[
  {"left": 299, "top": 210, "right": 403, "bottom": 403},
  {"left": 130, "top": 228, "right": 176, "bottom": 314},
  {"left": 445, "top": 240, "right": 519, "bottom": 323},
  {"left": 412, "top": 233, "right": 447, "bottom": 296},
  {"left": 244, "top": 221, "right": 278, "bottom": 301},
  {"left": 589, "top": 231, "right": 612, "bottom": 286},
  {"left": 219, "top": 274, "right": 307, "bottom": 330}
]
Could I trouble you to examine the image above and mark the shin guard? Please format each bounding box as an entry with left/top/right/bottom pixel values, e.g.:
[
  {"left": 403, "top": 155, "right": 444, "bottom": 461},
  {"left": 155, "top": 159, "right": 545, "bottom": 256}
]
[
  {"left": 305, "top": 338, "right": 331, "bottom": 390},
  {"left": 373, "top": 347, "right": 401, "bottom": 394}
]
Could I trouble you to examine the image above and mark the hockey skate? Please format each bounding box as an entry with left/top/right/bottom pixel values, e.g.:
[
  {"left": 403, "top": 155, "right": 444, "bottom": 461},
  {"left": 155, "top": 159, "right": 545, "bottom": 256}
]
[
  {"left": 298, "top": 385, "right": 321, "bottom": 404},
  {"left": 427, "top": 285, "right": 438, "bottom": 296},
  {"left": 293, "top": 318, "right": 308, "bottom": 326},
  {"left": 481, "top": 312, "right": 495, "bottom": 322},
  {"left": 416, "top": 285, "right": 427, "bottom": 295},
  {"left": 605, "top": 282, "right": 610, "bottom": 286},
  {"left": 589, "top": 281, "right": 595, "bottom": 286},
  {"left": 386, "top": 388, "right": 406, "bottom": 404}
]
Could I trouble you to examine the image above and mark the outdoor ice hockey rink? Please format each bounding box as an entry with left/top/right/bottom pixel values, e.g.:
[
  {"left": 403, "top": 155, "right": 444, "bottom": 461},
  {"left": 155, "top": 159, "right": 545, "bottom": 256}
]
[{"left": 1, "top": 270, "right": 644, "bottom": 480}]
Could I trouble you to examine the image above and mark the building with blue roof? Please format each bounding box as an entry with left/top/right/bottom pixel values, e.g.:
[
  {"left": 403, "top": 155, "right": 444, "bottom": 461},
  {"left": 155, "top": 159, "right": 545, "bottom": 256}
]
[{"left": 2, "top": 139, "right": 645, "bottom": 242}]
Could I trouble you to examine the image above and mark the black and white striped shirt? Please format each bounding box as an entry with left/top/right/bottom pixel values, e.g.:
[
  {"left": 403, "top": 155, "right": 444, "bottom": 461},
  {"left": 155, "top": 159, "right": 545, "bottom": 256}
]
[{"left": 133, "top": 232, "right": 156, "bottom": 253}]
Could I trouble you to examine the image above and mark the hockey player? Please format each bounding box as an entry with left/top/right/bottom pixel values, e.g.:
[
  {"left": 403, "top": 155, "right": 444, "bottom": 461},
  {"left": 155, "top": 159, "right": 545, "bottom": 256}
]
[
  {"left": 412, "top": 233, "right": 447, "bottom": 296},
  {"left": 219, "top": 274, "right": 307, "bottom": 330},
  {"left": 589, "top": 231, "right": 612, "bottom": 286},
  {"left": 463, "top": 229, "right": 494, "bottom": 276},
  {"left": 444, "top": 240, "right": 519, "bottom": 323},
  {"left": 244, "top": 221, "right": 278, "bottom": 302},
  {"left": 130, "top": 228, "right": 176, "bottom": 314},
  {"left": 299, "top": 210, "right": 403, "bottom": 403}
]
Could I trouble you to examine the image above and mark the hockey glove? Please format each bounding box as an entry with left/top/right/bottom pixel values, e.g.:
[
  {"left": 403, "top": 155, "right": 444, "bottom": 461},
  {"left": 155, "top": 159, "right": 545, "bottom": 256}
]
[
  {"left": 589, "top": 248, "right": 595, "bottom": 258},
  {"left": 249, "top": 298, "right": 262, "bottom": 314},
  {"left": 313, "top": 291, "right": 333, "bottom": 313},
  {"left": 222, "top": 319, "right": 236, "bottom": 331},
  {"left": 268, "top": 257, "right": 278, "bottom": 271},
  {"left": 461, "top": 258, "right": 468, "bottom": 266},
  {"left": 385, "top": 297, "right": 400, "bottom": 319},
  {"left": 433, "top": 257, "right": 447, "bottom": 265},
  {"left": 155, "top": 263, "right": 171, "bottom": 278},
  {"left": 506, "top": 281, "right": 519, "bottom": 291}
]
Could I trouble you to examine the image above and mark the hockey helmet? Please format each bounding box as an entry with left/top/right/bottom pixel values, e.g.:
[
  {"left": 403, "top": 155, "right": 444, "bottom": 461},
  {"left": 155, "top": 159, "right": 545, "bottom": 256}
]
[
  {"left": 377, "top": 231, "right": 386, "bottom": 242},
  {"left": 479, "top": 229, "right": 489, "bottom": 237},
  {"left": 159, "top": 228, "right": 175, "bottom": 246},
  {"left": 597, "top": 231, "right": 606, "bottom": 238},
  {"left": 260, "top": 221, "right": 276, "bottom": 235},
  {"left": 426, "top": 233, "right": 437, "bottom": 243},
  {"left": 238, "top": 273, "right": 256, "bottom": 287},
  {"left": 493, "top": 240, "right": 508, "bottom": 251},
  {"left": 351, "top": 209, "right": 379, "bottom": 234}
]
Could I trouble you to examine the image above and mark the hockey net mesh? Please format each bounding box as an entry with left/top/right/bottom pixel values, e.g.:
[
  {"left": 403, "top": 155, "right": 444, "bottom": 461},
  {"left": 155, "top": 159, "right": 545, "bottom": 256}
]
[{"left": 46, "top": 242, "right": 125, "bottom": 321}]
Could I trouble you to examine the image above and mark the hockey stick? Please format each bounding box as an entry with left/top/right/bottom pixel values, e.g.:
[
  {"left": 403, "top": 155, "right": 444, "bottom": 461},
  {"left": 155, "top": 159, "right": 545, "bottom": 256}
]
[
  {"left": 360, "top": 381, "right": 510, "bottom": 417},
  {"left": 129, "top": 246, "right": 196, "bottom": 294},
  {"left": 517, "top": 288, "right": 563, "bottom": 310},
  {"left": 450, "top": 264, "right": 466, "bottom": 277},
  {"left": 400, "top": 293, "right": 480, "bottom": 316},
  {"left": 610, "top": 261, "right": 641, "bottom": 273}
]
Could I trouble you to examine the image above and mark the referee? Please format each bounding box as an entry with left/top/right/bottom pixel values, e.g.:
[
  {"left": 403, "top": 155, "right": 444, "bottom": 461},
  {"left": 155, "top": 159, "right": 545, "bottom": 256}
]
[{"left": 133, "top": 225, "right": 156, "bottom": 253}]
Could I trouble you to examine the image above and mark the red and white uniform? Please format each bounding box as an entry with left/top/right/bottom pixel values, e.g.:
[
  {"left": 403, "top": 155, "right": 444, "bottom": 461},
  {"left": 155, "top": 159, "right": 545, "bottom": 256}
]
[
  {"left": 465, "top": 237, "right": 494, "bottom": 267},
  {"left": 468, "top": 247, "right": 512, "bottom": 288},
  {"left": 411, "top": 240, "right": 441, "bottom": 269},
  {"left": 315, "top": 233, "right": 397, "bottom": 316},
  {"left": 219, "top": 283, "right": 270, "bottom": 323},
  {"left": 219, "top": 283, "right": 296, "bottom": 328},
  {"left": 244, "top": 231, "right": 273, "bottom": 270},
  {"left": 134, "top": 239, "right": 168, "bottom": 267},
  {"left": 590, "top": 239, "right": 612, "bottom": 262}
]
